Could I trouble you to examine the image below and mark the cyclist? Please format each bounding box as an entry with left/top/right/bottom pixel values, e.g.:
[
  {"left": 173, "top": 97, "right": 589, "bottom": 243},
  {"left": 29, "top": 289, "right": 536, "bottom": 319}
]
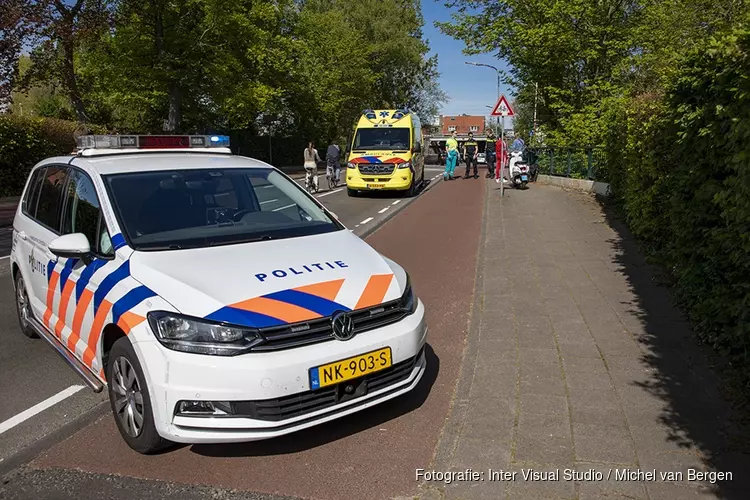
[
  {"left": 303, "top": 141, "right": 322, "bottom": 191},
  {"left": 326, "top": 140, "right": 341, "bottom": 186},
  {"left": 463, "top": 131, "right": 479, "bottom": 179}
]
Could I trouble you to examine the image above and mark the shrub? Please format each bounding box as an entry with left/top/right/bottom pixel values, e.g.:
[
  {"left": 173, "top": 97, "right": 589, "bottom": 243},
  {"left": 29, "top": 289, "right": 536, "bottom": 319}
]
[
  {"left": 604, "top": 26, "right": 750, "bottom": 373},
  {"left": 0, "top": 115, "right": 100, "bottom": 197}
]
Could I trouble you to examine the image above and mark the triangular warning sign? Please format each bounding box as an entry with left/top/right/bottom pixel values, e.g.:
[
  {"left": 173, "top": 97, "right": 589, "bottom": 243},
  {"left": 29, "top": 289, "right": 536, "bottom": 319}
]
[{"left": 490, "top": 94, "right": 514, "bottom": 117}]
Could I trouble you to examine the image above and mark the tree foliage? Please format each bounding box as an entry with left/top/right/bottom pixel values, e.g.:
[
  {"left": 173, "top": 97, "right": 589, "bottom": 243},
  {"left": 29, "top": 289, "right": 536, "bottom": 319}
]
[
  {"left": 6, "top": 0, "right": 444, "bottom": 148},
  {"left": 0, "top": 0, "right": 34, "bottom": 108}
]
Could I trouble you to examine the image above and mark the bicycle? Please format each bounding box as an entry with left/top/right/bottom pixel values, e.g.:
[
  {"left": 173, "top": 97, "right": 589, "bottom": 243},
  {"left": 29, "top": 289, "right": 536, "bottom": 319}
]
[
  {"left": 326, "top": 163, "right": 340, "bottom": 190},
  {"left": 305, "top": 168, "right": 318, "bottom": 194}
]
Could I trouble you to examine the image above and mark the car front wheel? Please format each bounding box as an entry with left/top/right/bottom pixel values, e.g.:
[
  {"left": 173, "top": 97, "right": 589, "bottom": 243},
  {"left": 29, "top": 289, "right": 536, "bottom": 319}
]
[{"left": 107, "top": 337, "right": 170, "bottom": 454}]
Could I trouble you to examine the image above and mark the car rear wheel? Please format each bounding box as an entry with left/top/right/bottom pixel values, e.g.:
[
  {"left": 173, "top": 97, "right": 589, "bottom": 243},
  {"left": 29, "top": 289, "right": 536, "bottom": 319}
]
[
  {"left": 107, "top": 337, "right": 170, "bottom": 454},
  {"left": 15, "top": 274, "right": 37, "bottom": 338}
]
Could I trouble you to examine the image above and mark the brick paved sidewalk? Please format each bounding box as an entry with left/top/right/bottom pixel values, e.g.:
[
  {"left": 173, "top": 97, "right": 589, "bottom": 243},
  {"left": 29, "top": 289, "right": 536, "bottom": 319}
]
[{"left": 420, "top": 183, "right": 750, "bottom": 500}]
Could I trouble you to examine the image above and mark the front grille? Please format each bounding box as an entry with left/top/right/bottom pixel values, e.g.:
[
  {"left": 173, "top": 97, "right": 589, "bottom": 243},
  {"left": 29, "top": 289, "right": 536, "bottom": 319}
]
[
  {"left": 359, "top": 164, "right": 395, "bottom": 175},
  {"left": 229, "top": 346, "right": 423, "bottom": 421},
  {"left": 251, "top": 299, "right": 407, "bottom": 352}
]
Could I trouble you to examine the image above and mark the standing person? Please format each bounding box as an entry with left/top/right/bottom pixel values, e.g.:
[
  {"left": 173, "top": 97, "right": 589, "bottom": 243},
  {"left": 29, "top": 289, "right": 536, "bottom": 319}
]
[
  {"left": 326, "top": 140, "right": 341, "bottom": 183},
  {"left": 495, "top": 137, "right": 508, "bottom": 183},
  {"left": 463, "top": 131, "right": 479, "bottom": 179},
  {"left": 485, "top": 129, "right": 497, "bottom": 178},
  {"left": 443, "top": 130, "right": 459, "bottom": 181},
  {"left": 303, "top": 142, "right": 322, "bottom": 191}
]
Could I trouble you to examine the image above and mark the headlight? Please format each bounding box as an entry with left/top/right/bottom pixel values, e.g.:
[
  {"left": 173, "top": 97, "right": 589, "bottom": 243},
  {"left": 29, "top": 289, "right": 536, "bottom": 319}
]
[
  {"left": 147, "top": 311, "right": 262, "bottom": 356},
  {"left": 399, "top": 273, "right": 418, "bottom": 315},
  {"left": 398, "top": 161, "right": 411, "bottom": 170},
  {"left": 347, "top": 162, "right": 356, "bottom": 169}
]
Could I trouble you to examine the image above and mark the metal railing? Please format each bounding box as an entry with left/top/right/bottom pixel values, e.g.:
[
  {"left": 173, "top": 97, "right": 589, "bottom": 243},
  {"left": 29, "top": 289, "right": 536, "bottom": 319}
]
[{"left": 527, "top": 147, "right": 606, "bottom": 181}]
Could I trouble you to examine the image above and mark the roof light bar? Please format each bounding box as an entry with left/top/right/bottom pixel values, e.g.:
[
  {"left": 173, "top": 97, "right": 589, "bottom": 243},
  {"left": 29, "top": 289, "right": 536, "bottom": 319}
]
[{"left": 75, "top": 134, "right": 231, "bottom": 151}]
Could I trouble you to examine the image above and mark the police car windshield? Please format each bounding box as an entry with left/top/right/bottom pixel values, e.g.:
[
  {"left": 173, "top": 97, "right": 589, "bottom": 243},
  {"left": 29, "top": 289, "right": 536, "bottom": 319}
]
[
  {"left": 103, "top": 168, "right": 342, "bottom": 251},
  {"left": 353, "top": 128, "right": 410, "bottom": 150}
]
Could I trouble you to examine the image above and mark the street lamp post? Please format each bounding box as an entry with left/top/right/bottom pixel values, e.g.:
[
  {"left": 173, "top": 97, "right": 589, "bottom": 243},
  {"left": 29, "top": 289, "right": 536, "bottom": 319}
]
[{"left": 465, "top": 61, "right": 501, "bottom": 138}]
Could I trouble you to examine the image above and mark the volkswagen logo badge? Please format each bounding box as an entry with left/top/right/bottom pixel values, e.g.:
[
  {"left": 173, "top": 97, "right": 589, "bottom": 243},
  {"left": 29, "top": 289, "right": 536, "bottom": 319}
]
[{"left": 331, "top": 311, "right": 355, "bottom": 341}]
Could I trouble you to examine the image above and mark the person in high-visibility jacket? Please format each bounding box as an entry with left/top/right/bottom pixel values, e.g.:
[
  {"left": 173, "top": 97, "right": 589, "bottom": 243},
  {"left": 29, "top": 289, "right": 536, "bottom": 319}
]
[
  {"left": 443, "top": 130, "right": 459, "bottom": 180},
  {"left": 495, "top": 138, "right": 508, "bottom": 183}
]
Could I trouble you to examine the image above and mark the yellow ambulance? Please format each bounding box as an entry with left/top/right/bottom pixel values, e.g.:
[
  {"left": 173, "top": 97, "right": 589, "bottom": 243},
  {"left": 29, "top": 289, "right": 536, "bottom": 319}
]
[{"left": 345, "top": 109, "right": 425, "bottom": 197}]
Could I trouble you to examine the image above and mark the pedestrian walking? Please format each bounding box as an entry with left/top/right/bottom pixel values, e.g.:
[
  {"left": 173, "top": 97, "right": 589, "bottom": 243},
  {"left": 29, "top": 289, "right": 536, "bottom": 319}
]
[
  {"left": 303, "top": 141, "right": 322, "bottom": 191},
  {"left": 463, "top": 132, "right": 479, "bottom": 179},
  {"left": 485, "top": 129, "right": 497, "bottom": 178},
  {"left": 443, "top": 130, "right": 459, "bottom": 181}
]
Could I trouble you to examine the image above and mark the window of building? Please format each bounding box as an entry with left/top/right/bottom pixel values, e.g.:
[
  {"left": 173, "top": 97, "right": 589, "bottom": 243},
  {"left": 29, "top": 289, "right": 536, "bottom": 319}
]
[
  {"left": 448, "top": 126, "right": 456, "bottom": 132},
  {"left": 470, "top": 126, "right": 479, "bottom": 132}
]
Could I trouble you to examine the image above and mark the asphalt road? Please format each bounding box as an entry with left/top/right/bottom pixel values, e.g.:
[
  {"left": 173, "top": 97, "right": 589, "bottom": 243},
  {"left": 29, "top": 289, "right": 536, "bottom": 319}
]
[{"left": 0, "top": 165, "right": 464, "bottom": 492}]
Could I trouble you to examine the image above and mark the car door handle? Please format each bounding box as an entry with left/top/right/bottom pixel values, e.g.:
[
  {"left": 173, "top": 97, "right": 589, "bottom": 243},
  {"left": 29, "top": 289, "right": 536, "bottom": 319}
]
[{"left": 17, "top": 231, "right": 27, "bottom": 241}]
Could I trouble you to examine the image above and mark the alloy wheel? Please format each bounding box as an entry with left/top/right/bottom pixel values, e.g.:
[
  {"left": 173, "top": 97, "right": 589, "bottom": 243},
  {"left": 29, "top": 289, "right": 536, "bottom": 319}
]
[
  {"left": 112, "top": 356, "right": 145, "bottom": 438},
  {"left": 16, "top": 278, "right": 30, "bottom": 328}
]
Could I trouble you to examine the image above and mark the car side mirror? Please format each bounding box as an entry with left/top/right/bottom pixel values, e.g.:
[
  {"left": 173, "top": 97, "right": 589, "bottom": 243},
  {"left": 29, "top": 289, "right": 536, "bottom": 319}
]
[
  {"left": 412, "top": 142, "right": 421, "bottom": 153},
  {"left": 49, "top": 233, "right": 92, "bottom": 262}
]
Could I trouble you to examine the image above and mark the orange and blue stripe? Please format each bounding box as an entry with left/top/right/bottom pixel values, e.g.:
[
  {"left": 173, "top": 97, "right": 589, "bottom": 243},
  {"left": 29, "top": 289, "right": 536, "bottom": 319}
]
[{"left": 205, "top": 274, "right": 395, "bottom": 328}]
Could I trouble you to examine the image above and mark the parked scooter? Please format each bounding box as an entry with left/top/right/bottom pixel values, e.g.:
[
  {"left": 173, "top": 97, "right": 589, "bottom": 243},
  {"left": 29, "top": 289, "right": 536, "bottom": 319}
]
[{"left": 508, "top": 150, "right": 530, "bottom": 189}]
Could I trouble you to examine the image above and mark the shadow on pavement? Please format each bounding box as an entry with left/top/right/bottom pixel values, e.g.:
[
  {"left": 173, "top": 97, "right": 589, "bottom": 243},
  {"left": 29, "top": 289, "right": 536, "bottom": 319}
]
[
  {"left": 189, "top": 343, "right": 440, "bottom": 458},
  {"left": 596, "top": 195, "right": 750, "bottom": 498}
]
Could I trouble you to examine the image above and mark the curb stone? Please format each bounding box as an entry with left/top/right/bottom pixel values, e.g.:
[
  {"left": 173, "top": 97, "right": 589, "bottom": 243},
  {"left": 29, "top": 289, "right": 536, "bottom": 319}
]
[{"left": 415, "top": 178, "right": 491, "bottom": 497}]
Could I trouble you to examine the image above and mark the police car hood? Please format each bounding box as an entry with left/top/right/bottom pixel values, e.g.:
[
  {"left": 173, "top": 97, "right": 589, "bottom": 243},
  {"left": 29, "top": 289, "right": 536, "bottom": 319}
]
[{"left": 129, "top": 229, "right": 407, "bottom": 328}]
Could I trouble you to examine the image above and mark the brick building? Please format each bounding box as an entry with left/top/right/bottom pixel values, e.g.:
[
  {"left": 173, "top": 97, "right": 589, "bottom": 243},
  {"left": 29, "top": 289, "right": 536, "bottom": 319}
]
[{"left": 440, "top": 115, "right": 485, "bottom": 136}]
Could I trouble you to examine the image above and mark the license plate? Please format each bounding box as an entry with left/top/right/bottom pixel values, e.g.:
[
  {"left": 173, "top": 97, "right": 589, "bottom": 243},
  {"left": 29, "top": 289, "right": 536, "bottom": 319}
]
[
  {"left": 521, "top": 175, "right": 528, "bottom": 181},
  {"left": 367, "top": 183, "right": 385, "bottom": 189},
  {"left": 309, "top": 347, "right": 392, "bottom": 389}
]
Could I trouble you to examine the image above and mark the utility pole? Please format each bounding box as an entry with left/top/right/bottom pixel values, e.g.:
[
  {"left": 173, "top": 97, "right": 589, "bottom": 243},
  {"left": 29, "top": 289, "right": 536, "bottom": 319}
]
[
  {"left": 533, "top": 82, "right": 538, "bottom": 138},
  {"left": 465, "top": 61, "right": 501, "bottom": 136}
]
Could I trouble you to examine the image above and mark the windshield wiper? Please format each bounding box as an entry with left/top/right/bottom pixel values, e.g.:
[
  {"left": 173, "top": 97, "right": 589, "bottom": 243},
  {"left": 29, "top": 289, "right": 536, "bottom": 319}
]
[
  {"left": 209, "top": 235, "right": 275, "bottom": 247},
  {"left": 141, "top": 244, "right": 183, "bottom": 250}
]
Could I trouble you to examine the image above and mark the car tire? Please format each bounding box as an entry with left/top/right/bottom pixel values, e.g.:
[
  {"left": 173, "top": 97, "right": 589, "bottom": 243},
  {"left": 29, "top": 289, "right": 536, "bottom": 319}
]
[
  {"left": 347, "top": 188, "right": 358, "bottom": 197},
  {"left": 107, "top": 337, "right": 170, "bottom": 454},
  {"left": 14, "top": 273, "right": 37, "bottom": 338}
]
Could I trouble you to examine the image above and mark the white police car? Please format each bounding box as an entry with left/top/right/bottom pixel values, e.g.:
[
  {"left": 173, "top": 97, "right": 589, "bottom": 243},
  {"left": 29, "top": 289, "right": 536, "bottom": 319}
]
[{"left": 9, "top": 135, "right": 427, "bottom": 453}]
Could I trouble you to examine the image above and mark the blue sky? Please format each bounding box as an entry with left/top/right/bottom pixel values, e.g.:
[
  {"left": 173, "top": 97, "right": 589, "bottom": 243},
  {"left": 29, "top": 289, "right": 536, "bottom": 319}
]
[{"left": 421, "top": 0, "right": 514, "bottom": 119}]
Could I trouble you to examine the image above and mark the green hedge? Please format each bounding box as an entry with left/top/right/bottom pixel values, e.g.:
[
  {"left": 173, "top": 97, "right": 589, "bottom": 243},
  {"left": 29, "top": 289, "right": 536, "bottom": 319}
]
[
  {"left": 0, "top": 116, "right": 97, "bottom": 197},
  {"left": 604, "top": 27, "right": 750, "bottom": 370}
]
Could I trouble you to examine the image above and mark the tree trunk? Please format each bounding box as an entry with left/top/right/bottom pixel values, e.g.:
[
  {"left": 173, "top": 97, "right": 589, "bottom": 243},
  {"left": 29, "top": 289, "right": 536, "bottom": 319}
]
[
  {"left": 165, "top": 81, "right": 182, "bottom": 132},
  {"left": 62, "top": 35, "right": 88, "bottom": 123}
]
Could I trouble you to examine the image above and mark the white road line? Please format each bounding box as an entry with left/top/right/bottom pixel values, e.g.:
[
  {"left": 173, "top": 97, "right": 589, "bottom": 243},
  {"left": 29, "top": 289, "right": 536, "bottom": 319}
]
[
  {"left": 0, "top": 255, "right": 10, "bottom": 261},
  {"left": 316, "top": 188, "right": 343, "bottom": 198},
  {"left": 360, "top": 217, "right": 373, "bottom": 225},
  {"left": 378, "top": 207, "right": 389, "bottom": 214},
  {"left": 0, "top": 385, "right": 85, "bottom": 435},
  {"left": 273, "top": 204, "right": 295, "bottom": 212},
  {"left": 391, "top": 200, "right": 401, "bottom": 205},
  {"left": 259, "top": 199, "right": 278, "bottom": 205}
]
